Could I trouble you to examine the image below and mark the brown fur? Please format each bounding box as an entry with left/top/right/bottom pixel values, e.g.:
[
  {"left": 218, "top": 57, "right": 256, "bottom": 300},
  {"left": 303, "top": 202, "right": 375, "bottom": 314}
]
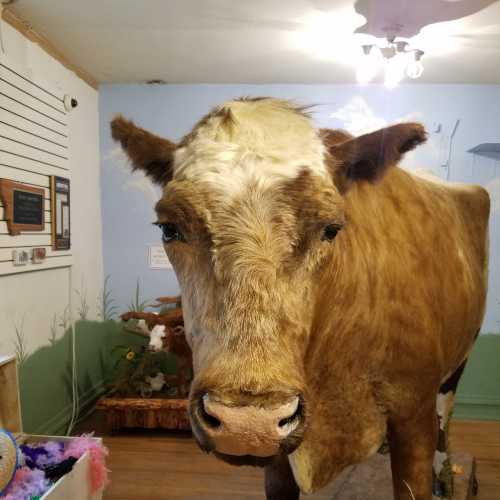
[
  {"left": 112, "top": 99, "right": 489, "bottom": 500},
  {"left": 327, "top": 123, "right": 427, "bottom": 193},
  {"left": 291, "top": 166, "right": 489, "bottom": 498},
  {"left": 111, "top": 115, "right": 176, "bottom": 185},
  {"left": 319, "top": 128, "right": 353, "bottom": 146}
]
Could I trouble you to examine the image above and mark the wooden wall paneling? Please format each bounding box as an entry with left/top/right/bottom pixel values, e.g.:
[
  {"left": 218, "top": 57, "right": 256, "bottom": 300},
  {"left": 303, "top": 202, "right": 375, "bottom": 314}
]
[
  {"left": 0, "top": 136, "right": 67, "bottom": 169},
  {"left": 0, "top": 62, "right": 65, "bottom": 111},
  {"left": 0, "top": 94, "right": 68, "bottom": 136},
  {"left": 0, "top": 221, "right": 51, "bottom": 235},
  {"left": 0, "top": 246, "right": 70, "bottom": 262},
  {"left": 0, "top": 233, "right": 52, "bottom": 248},
  {"left": 0, "top": 79, "right": 67, "bottom": 125},
  {"left": 0, "top": 106, "right": 68, "bottom": 145},
  {"left": 0, "top": 59, "right": 72, "bottom": 275},
  {"left": 1, "top": 121, "right": 68, "bottom": 157},
  {"left": 0, "top": 150, "right": 69, "bottom": 174},
  {"left": 0, "top": 255, "right": 72, "bottom": 275},
  {"left": 0, "top": 164, "right": 51, "bottom": 188}
]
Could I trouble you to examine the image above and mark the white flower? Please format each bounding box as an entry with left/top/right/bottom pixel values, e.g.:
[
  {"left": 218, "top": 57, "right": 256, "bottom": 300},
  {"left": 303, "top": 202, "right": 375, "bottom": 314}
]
[
  {"left": 149, "top": 325, "right": 166, "bottom": 351},
  {"left": 146, "top": 372, "right": 166, "bottom": 392}
]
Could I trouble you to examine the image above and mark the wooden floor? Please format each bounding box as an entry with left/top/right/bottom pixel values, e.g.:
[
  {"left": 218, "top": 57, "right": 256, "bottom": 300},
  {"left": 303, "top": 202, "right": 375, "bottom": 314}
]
[{"left": 81, "top": 416, "right": 500, "bottom": 499}]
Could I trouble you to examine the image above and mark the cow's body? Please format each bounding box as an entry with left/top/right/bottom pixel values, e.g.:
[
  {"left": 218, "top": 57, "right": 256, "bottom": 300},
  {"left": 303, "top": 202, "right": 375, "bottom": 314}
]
[
  {"left": 111, "top": 98, "right": 489, "bottom": 500},
  {"left": 288, "top": 165, "right": 489, "bottom": 493}
]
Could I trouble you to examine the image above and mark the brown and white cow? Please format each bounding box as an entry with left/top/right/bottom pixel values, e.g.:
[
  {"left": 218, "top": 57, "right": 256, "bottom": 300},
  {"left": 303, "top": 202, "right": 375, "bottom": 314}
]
[{"left": 111, "top": 98, "right": 489, "bottom": 500}]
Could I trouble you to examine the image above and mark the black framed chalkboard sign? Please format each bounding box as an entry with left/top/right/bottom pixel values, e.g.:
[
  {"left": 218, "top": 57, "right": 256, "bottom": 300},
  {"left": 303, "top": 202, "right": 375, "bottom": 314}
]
[{"left": 0, "top": 179, "right": 45, "bottom": 235}]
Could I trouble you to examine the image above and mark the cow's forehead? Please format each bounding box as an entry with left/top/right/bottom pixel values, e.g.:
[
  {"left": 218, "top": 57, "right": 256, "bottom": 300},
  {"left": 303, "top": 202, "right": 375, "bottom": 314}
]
[{"left": 172, "top": 98, "right": 329, "bottom": 197}]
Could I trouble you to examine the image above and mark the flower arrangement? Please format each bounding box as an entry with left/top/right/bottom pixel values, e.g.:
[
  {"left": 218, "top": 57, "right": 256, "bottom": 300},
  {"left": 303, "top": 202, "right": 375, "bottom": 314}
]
[
  {"left": 107, "top": 295, "right": 192, "bottom": 399},
  {"left": 107, "top": 344, "right": 178, "bottom": 398}
]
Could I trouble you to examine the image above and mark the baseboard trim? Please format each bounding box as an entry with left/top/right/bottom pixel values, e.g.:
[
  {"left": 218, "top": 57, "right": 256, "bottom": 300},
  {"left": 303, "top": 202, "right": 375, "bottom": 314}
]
[
  {"left": 454, "top": 400, "right": 500, "bottom": 421},
  {"left": 33, "top": 379, "right": 107, "bottom": 435},
  {"left": 456, "top": 395, "right": 500, "bottom": 406}
]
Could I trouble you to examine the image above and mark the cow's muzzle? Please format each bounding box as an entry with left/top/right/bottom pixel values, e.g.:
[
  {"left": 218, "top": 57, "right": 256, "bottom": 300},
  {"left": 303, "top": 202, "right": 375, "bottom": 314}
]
[{"left": 190, "top": 392, "right": 306, "bottom": 463}]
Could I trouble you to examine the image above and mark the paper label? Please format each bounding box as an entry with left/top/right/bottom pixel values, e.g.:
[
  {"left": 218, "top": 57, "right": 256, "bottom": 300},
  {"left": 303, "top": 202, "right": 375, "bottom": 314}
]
[{"left": 148, "top": 245, "right": 172, "bottom": 269}]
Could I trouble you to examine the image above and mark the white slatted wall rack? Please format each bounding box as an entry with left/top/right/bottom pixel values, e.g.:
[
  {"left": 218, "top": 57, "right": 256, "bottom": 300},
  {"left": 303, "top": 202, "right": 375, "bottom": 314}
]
[{"left": 0, "top": 60, "right": 72, "bottom": 275}]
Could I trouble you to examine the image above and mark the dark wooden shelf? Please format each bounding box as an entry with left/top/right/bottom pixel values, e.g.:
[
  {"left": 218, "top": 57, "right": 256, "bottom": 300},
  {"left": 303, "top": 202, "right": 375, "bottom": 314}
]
[{"left": 96, "top": 397, "right": 190, "bottom": 432}]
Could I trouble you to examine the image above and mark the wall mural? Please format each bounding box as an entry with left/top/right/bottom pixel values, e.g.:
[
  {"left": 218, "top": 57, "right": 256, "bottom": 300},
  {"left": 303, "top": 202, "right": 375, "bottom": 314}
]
[{"left": 5, "top": 274, "right": 157, "bottom": 434}]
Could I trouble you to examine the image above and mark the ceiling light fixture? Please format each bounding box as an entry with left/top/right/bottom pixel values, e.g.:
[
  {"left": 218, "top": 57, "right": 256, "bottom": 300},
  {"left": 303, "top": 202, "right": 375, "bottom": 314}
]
[
  {"left": 356, "top": 45, "right": 382, "bottom": 85},
  {"left": 356, "top": 37, "right": 424, "bottom": 87}
]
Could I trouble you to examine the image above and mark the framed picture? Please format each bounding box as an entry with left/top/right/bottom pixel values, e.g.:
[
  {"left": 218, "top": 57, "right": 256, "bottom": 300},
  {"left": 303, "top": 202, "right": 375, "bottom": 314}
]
[
  {"left": 50, "top": 176, "right": 71, "bottom": 250},
  {"left": 0, "top": 179, "right": 45, "bottom": 235}
]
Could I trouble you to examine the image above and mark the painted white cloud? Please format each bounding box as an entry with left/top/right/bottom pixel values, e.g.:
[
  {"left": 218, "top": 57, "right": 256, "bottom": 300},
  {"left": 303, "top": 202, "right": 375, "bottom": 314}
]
[
  {"left": 328, "top": 96, "right": 447, "bottom": 175},
  {"left": 486, "top": 177, "right": 500, "bottom": 214},
  {"left": 329, "top": 96, "right": 424, "bottom": 136},
  {"left": 103, "top": 146, "right": 160, "bottom": 206},
  {"left": 329, "top": 96, "right": 388, "bottom": 136},
  {"left": 102, "top": 146, "right": 126, "bottom": 164}
]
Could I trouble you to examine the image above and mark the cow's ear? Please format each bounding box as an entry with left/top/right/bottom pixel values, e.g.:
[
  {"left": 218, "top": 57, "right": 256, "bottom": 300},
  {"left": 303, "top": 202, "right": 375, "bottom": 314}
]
[
  {"left": 327, "top": 123, "right": 427, "bottom": 193},
  {"left": 111, "top": 115, "right": 176, "bottom": 186}
]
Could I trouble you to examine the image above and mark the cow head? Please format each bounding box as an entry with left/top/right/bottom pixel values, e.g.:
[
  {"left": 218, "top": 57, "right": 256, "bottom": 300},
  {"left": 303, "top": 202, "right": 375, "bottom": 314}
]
[{"left": 111, "top": 98, "right": 426, "bottom": 465}]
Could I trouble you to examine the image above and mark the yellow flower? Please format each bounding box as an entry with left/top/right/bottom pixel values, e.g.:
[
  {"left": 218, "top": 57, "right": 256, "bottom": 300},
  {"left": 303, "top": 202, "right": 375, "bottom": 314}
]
[{"left": 126, "top": 351, "right": 135, "bottom": 361}]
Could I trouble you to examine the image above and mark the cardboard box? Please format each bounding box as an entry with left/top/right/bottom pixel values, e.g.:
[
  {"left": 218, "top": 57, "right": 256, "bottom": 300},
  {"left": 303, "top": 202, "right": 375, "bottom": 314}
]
[{"left": 0, "top": 354, "right": 104, "bottom": 499}]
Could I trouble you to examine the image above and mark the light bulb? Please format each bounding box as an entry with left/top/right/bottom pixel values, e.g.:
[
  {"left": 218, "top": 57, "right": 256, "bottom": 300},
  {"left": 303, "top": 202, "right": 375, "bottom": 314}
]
[
  {"left": 356, "top": 57, "right": 377, "bottom": 84},
  {"left": 384, "top": 53, "right": 406, "bottom": 89},
  {"left": 407, "top": 59, "right": 423, "bottom": 79},
  {"left": 356, "top": 46, "right": 381, "bottom": 85},
  {"left": 407, "top": 51, "right": 424, "bottom": 79}
]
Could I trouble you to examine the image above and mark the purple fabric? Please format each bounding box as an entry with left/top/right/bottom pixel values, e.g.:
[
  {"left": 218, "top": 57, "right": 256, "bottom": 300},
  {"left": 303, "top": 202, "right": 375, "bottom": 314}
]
[
  {"left": 2, "top": 467, "right": 49, "bottom": 500},
  {"left": 20, "top": 442, "right": 64, "bottom": 469}
]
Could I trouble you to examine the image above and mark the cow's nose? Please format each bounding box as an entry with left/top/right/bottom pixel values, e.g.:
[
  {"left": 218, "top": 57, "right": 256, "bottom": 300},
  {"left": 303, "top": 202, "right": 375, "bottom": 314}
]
[{"left": 194, "top": 393, "right": 304, "bottom": 457}]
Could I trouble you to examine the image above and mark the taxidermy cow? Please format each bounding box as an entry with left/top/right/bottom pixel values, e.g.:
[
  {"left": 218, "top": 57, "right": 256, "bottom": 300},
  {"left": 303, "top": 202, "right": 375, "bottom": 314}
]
[{"left": 111, "top": 98, "right": 489, "bottom": 500}]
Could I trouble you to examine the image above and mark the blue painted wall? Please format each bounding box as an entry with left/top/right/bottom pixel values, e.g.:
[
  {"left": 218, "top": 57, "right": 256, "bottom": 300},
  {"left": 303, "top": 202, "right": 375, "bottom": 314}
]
[{"left": 99, "top": 84, "right": 500, "bottom": 333}]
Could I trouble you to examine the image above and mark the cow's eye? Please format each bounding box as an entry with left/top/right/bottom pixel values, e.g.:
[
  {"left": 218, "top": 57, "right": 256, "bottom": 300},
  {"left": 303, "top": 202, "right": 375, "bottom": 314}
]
[
  {"left": 154, "top": 222, "right": 185, "bottom": 243},
  {"left": 321, "top": 224, "right": 341, "bottom": 242}
]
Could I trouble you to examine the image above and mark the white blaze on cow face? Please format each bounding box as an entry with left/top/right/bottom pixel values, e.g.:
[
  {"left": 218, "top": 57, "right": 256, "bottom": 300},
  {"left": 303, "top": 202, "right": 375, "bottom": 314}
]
[{"left": 172, "top": 98, "right": 330, "bottom": 197}]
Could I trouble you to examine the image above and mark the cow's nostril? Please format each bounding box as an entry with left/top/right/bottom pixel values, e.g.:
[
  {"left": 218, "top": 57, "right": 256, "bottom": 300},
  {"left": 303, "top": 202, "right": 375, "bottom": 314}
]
[
  {"left": 202, "top": 409, "right": 221, "bottom": 428},
  {"left": 278, "top": 399, "right": 302, "bottom": 428},
  {"left": 199, "top": 397, "right": 221, "bottom": 429}
]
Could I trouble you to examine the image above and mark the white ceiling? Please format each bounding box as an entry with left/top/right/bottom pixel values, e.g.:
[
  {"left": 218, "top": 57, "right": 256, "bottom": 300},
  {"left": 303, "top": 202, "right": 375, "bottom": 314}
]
[{"left": 8, "top": 0, "right": 500, "bottom": 84}]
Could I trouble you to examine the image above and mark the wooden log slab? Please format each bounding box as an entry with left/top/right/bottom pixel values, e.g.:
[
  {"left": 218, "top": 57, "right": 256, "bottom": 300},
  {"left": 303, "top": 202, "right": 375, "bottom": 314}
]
[
  {"left": 96, "top": 398, "right": 190, "bottom": 431},
  {"left": 324, "top": 452, "right": 476, "bottom": 499}
]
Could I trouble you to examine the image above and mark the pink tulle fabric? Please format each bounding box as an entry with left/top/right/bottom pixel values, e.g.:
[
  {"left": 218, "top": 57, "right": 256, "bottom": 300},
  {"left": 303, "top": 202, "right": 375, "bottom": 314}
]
[
  {"left": 2, "top": 467, "right": 49, "bottom": 500},
  {"left": 2, "top": 434, "right": 108, "bottom": 498},
  {"left": 64, "top": 434, "right": 109, "bottom": 493}
]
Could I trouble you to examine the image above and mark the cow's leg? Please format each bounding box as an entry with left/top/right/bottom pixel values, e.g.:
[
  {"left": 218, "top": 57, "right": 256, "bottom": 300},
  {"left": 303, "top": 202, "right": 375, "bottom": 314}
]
[
  {"left": 265, "top": 454, "right": 300, "bottom": 500},
  {"left": 388, "top": 401, "right": 438, "bottom": 500},
  {"left": 433, "top": 358, "right": 468, "bottom": 498}
]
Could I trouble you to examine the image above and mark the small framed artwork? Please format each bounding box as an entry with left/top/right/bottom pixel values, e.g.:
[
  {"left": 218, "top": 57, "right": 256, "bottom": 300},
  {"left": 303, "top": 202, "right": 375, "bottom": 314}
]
[
  {"left": 50, "top": 176, "right": 71, "bottom": 250},
  {"left": 0, "top": 179, "right": 45, "bottom": 235},
  {"left": 32, "top": 247, "right": 47, "bottom": 264}
]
